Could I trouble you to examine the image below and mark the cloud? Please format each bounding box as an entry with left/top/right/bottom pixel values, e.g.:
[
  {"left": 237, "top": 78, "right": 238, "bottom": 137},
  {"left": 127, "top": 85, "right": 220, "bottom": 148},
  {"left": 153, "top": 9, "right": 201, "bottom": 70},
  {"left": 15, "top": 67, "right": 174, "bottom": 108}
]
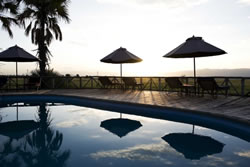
[
  {"left": 90, "top": 142, "right": 180, "bottom": 165},
  {"left": 238, "top": 0, "right": 250, "bottom": 5},
  {"left": 235, "top": 151, "right": 250, "bottom": 158},
  {"left": 55, "top": 119, "right": 88, "bottom": 128},
  {"left": 97, "top": 0, "right": 208, "bottom": 9},
  {"left": 90, "top": 135, "right": 102, "bottom": 138},
  {"left": 90, "top": 142, "right": 237, "bottom": 166}
]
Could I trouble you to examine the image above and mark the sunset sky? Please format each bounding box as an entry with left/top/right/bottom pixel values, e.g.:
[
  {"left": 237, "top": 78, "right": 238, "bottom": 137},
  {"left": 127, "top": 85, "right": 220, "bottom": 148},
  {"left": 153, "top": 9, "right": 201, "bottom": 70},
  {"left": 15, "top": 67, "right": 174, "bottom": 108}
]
[{"left": 0, "top": 0, "right": 250, "bottom": 76}]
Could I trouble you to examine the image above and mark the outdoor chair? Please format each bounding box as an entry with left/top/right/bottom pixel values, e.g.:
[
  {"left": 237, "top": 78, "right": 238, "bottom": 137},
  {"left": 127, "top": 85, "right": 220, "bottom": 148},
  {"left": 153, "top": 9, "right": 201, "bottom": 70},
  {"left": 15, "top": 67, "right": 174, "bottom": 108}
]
[
  {"left": 122, "top": 77, "right": 143, "bottom": 90},
  {"left": 98, "top": 77, "right": 123, "bottom": 89},
  {"left": 197, "top": 77, "right": 230, "bottom": 97},
  {"left": 0, "top": 76, "right": 8, "bottom": 90},
  {"left": 165, "top": 77, "right": 195, "bottom": 95},
  {"left": 25, "top": 77, "right": 41, "bottom": 91}
]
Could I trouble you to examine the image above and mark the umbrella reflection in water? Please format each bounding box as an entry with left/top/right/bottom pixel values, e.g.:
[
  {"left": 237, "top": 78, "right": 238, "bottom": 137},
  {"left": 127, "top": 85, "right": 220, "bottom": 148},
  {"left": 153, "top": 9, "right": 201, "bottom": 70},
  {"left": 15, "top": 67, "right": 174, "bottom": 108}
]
[
  {"left": 0, "top": 103, "right": 39, "bottom": 140},
  {"left": 162, "top": 126, "right": 225, "bottom": 160},
  {"left": 0, "top": 120, "right": 39, "bottom": 140},
  {"left": 100, "top": 114, "right": 142, "bottom": 138},
  {"left": 0, "top": 103, "right": 71, "bottom": 167}
]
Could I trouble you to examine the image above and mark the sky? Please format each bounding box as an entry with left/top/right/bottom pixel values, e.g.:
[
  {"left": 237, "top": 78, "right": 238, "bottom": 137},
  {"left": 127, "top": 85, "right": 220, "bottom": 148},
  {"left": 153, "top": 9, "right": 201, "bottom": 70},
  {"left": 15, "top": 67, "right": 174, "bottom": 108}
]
[{"left": 0, "top": 0, "right": 250, "bottom": 76}]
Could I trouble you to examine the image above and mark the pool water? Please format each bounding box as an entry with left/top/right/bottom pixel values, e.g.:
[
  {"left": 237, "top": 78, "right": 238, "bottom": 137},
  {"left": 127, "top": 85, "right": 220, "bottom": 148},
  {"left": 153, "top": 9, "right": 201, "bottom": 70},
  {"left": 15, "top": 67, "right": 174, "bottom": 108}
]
[{"left": 0, "top": 103, "right": 250, "bottom": 167}]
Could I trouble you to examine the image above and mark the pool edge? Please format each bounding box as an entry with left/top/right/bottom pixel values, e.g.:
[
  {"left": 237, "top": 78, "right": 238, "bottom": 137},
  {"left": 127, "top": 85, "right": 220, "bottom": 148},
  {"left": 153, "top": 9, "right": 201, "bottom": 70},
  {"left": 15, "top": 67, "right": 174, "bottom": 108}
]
[{"left": 1, "top": 93, "right": 249, "bottom": 127}]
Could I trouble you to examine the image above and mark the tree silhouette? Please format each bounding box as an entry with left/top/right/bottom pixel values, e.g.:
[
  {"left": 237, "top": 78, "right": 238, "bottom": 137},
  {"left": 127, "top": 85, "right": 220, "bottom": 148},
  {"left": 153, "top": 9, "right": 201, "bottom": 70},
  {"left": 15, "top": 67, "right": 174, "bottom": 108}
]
[
  {"left": 0, "top": 0, "right": 19, "bottom": 37},
  {"left": 19, "top": 103, "right": 71, "bottom": 167},
  {"left": 18, "top": 0, "right": 70, "bottom": 76}
]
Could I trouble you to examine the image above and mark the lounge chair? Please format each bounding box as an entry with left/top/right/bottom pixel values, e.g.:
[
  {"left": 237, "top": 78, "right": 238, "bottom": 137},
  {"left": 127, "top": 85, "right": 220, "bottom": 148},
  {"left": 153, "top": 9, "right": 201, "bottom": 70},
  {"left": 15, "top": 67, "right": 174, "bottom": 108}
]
[
  {"left": 165, "top": 77, "right": 194, "bottom": 95},
  {"left": 0, "top": 76, "right": 8, "bottom": 90},
  {"left": 25, "top": 77, "right": 41, "bottom": 91},
  {"left": 98, "top": 77, "right": 122, "bottom": 89},
  {"left": 122, "top": 77, "right": 143, "bottom": 90},
  {"left": 197, "top": 77, "right": 230, "bottom": 97}
]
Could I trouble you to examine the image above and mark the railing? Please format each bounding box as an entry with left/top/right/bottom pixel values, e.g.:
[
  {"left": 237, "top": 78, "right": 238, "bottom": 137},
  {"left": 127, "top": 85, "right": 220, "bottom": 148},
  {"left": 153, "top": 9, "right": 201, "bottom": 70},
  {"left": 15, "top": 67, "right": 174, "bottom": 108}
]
[{"left": 1, "top": 75, "right": 250, "bottom": 97}]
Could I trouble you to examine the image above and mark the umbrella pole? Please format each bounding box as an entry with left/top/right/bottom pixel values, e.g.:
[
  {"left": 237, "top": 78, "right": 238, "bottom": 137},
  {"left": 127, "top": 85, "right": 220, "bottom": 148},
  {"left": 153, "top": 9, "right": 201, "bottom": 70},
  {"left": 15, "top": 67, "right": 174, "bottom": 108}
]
[
  {"left": 16, "top": 62, "right": 18, "bottom": 90},
  {"left": 120, "top": 64, "right": 122, "bottom": 78},
  {"left": 16, "top": 103, "right": 19, "bottom": 121},
  {"left": 193, "top": 57, "right": 196, "bottom": 94},
  {"left": 193, "top": 57, "right": 196, "bottom": 81},
  {"left": 120, "top": 64, "right": 123, "bottom": 84}
]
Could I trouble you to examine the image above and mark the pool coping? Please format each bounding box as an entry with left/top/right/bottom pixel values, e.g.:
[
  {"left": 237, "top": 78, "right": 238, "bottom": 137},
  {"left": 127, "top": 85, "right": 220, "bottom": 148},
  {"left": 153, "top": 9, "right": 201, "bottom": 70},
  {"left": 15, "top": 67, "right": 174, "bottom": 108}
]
[{"left": 1, "top": 92, "right": 250, "bottom": 127}]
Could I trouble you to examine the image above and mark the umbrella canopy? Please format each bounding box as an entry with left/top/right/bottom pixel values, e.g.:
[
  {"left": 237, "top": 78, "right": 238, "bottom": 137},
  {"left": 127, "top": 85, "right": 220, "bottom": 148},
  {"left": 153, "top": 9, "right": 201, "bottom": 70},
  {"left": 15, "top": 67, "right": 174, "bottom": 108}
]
[
  {"left": 100, "top": 118, "right": 142, "bottom": 138},
  {"left": 100, "top": 47, "right": 142, "bottom": 77},
  {"left": 0, "top": 120, "right": 39, "bottom": 140},
  {"left": 163, "top": 36, "right": 226, "bottom": 79},
  {"left": 164, "top": 36, "right": 226, "bottom": 58},
  {"left": 162, "top": 133, "right": 225, "bottom": 160},
  {"left": 0, "top": 45, "right": 39, "bottom": 62},
  {"left": 0, "top": 45, "right": 39, "bottom": 89}
]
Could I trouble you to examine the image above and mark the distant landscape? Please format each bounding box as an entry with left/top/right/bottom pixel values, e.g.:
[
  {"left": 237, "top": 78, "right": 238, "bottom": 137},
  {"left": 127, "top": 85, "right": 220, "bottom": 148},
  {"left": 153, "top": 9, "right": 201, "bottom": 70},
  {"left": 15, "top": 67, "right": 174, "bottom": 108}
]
[
  {"left": 1, "top": 67, "right": 250, "bottom": 77},
  {"left": 57, "top": 68, "right": 250, "bottom": 77},
  {"left": 167, "top": 68, "right": 250, "bottom": 77}
]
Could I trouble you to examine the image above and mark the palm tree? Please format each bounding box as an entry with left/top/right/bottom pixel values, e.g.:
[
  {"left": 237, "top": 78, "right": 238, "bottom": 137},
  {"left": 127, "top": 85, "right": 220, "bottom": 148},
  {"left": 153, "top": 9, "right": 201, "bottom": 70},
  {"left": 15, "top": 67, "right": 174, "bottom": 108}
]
[
  {"left": 18, "top": 0, "right": 70, "bottom": 76},
  {"left": 0, "top": 0, "right": 19, "bottom": 37},
  {"left": 19, "top": 103, "right": 71, "bottom": 167}
]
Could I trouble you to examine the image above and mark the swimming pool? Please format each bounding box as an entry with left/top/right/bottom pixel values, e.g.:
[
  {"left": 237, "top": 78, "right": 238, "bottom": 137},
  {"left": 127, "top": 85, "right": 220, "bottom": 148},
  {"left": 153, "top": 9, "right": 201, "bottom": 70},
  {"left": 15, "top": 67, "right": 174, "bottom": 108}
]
[{"left": 0, "top": 95, "right": 250, "bottom": 167}]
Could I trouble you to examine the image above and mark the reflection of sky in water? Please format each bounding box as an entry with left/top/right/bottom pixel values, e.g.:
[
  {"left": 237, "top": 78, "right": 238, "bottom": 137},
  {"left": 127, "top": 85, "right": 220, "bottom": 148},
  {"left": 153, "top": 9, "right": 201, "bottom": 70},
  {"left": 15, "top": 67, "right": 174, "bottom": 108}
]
[{"left": 0, "top": 104, "right": 250, "bottom": 167}]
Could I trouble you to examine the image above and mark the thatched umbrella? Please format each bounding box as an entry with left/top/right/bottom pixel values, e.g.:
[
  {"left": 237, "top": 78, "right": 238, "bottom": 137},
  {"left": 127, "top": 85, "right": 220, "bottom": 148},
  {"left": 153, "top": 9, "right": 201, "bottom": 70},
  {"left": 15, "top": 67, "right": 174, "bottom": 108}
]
[
  {"left": 0, "top": 45, "right": 40, "bottom": 88},
  {"left": 101, "top": 47, "right": 142, "bottom": 77},
  {"left": 163, "top": 36, "right": 226, "bottom": 85}
]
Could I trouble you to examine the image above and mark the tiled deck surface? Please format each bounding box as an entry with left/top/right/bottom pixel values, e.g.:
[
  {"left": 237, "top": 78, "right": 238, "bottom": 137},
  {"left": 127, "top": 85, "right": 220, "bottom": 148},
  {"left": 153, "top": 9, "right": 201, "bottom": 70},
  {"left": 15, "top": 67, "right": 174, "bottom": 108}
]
[{"left": 1, "top": 89, "right": 250, "bottom": 125}]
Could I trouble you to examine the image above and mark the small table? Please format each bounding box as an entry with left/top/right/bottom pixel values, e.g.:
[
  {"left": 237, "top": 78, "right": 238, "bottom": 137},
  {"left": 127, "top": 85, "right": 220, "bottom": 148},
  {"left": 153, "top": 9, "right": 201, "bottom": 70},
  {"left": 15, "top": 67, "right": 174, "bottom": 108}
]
[{"left": 182, "top": 84, "right": 195, "bottom": 95}]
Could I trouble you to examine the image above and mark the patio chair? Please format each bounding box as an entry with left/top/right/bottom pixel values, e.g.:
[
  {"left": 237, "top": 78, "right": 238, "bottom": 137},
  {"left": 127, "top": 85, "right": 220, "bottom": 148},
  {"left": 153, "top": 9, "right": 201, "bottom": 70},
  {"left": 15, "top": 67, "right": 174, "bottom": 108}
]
[
  {"left": 98, "top": 77, "right": 123, "bottom": 89},
  {"left": 165, "top": 77, "right": 194, "bottom": 95},
  {"left": 25, "top": 77, "right": 41, "bottom": 91},
  {"left": 122, "top": 77, "right": 143, "bottom": 90},
  {"left": 197, "top": 77, "right": 230, "bottom": 97},
  {"left": 0, "top": 76, "right": 8, "bottom": 90}
]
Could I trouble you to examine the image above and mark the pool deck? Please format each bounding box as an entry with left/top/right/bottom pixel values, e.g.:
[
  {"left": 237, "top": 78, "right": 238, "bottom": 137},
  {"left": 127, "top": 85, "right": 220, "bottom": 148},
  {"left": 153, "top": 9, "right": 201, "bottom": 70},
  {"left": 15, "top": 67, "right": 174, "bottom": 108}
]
[{"left": 1, "top": 89, "right": 250, "bottom": 125}]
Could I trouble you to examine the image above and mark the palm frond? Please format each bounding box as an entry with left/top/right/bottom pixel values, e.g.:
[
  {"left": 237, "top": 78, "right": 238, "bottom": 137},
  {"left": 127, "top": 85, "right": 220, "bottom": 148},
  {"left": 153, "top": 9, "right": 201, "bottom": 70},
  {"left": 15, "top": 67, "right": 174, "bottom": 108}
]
[
  {"left": 33, "top": 20, "right": 38, "bottom": 29},
  {"left": 4, "top": 1, "right": 19, "bottom": 15},
  {"left": 34, "top": 28, "right": 42, "bottom": 45},
  {"left": 25, "top": 21, "right": 32, "bottom": 36},
  {"left": 0, "top": 16, "right": 13, "bottom": 37},
  {"left": 31, "top": 27, "right": 36, "bottom": 44},
  {"left": 17, "top": 7, "right": 35, "bottom": 23},
  {"left": 45, "top": 28, "right": 53, "bottom": 45},
  {"left": 55, "top": 24, "right": 62, "bottom": 40}
]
